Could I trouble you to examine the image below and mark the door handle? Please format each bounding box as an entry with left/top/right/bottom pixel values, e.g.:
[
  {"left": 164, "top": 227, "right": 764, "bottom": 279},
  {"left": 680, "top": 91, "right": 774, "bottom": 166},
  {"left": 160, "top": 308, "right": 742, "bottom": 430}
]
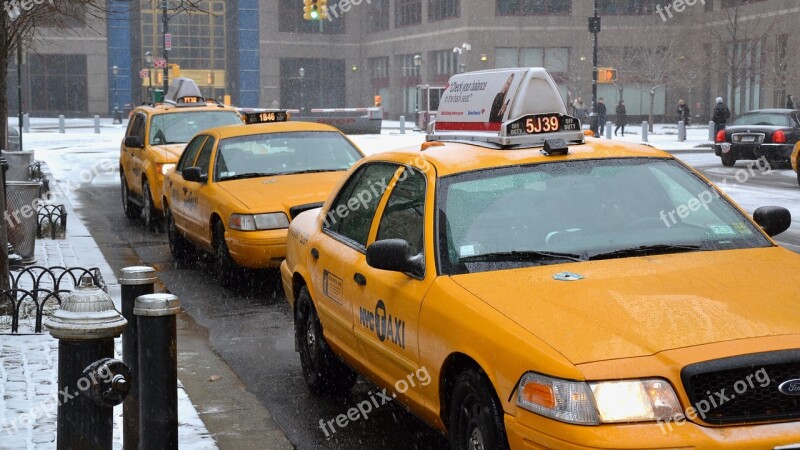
[
  {"left": 311, "top": 248, "right": 320, "bottom": 260},
  {"left": 353, "top": 273, "right": 367, "bottom": 286}
]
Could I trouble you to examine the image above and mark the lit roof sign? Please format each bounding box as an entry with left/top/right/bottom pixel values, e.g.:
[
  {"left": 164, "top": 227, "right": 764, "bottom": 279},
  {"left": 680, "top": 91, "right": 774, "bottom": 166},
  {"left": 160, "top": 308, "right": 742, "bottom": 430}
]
[
  {"left": 164, "top": 77, "right": 206, "bottom": 106},
  {"left": 428, "top": 68, "right": 584, "bottom": 147}
]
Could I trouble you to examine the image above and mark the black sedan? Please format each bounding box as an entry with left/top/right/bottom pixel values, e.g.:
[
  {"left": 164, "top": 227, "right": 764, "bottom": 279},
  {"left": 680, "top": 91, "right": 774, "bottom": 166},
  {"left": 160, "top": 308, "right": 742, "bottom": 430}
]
[{"left": 714, "top": 109, "right": 799, "bottom": 167}]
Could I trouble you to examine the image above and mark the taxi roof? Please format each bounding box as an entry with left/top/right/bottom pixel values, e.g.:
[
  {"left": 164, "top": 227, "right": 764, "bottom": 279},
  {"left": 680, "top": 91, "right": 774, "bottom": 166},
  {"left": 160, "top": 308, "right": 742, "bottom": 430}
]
[
  {"left": 204, "top": 121, "right": 344, "bottom": 139},
  {"left": 133, "top": 102, "right": 237, "bottom": 115},
  {"left": 372, "top": 137, "right": 673, "bottom": 178}
]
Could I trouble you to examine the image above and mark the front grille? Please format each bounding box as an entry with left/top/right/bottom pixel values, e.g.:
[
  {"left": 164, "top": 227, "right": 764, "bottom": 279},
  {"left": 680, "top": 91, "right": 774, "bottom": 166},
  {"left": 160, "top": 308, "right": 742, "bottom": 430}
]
[
  {"left": 289, "top": 202, "right": 324, "bottom": 220},
  {"left": 681, "top": 350, "right": 800, "bottom": 425}
]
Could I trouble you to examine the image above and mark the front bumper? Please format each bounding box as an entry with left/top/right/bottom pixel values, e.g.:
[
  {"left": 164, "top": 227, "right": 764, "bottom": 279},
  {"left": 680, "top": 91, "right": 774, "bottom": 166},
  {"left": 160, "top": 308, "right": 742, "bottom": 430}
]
[
  {"left": 714, "top": 143, "right": 794, "bottom": 161},
  {"left": 505, "top": 410, "right": 800, "bottom": 450},
  {"left": 226, "top": 228, "right": 288, "bottom": 269}
]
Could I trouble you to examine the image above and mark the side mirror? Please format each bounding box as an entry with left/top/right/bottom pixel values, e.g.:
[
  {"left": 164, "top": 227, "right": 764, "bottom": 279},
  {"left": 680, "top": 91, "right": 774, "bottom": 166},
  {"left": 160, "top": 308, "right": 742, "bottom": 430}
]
[
  {"left": 366, "top": 239, "right": 424, "bottom": 277},
  {"left": 182, "top": 167, "right": 206, "bottom": 183},
  {"left": 124, "top": 136, "right": 144, "bottom": 148},
  {"left": 753, "top": 206, "right": 791, "bottom": 237}
]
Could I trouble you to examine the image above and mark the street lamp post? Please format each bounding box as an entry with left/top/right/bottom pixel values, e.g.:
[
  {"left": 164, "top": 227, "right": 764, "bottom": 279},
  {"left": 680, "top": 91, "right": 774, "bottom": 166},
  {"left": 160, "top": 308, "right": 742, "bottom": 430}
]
[
  {"left": 145, "top": 51, "right": 153, "bottom": 101},
  {"left": 162, "top": 0, "right": 170, "bottom": 93},
  {"left": 112, "top": 65, "right": 121, "bottom": 124},
  {"left": 299, "top": 67, "right": 305, "bottom": 114}
]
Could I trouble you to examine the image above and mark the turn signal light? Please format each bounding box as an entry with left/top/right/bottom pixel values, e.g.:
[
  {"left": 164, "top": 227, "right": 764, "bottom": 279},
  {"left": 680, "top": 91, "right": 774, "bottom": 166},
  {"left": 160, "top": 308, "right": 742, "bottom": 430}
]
[
  {"left": 773, "top": 130, "right": 787, "bottom": 144},
  {"left": 716, "top": 130, "right": 726, "bottom": 143},
  {"left": 522, "top": 382, "right": 556, "bottom": 409}
]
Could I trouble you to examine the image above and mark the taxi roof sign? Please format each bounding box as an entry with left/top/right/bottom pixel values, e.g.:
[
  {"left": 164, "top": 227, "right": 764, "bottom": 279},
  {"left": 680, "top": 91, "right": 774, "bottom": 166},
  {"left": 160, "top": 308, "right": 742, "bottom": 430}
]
[
  {"left": 164, "top": 77, "right": 205, "bottom": 106},
  {"left": 428, "top": 68, "right": 584, "bottom": 148},
  {"left": 243, "top": 110, "right": 289, "bottom": 125}
]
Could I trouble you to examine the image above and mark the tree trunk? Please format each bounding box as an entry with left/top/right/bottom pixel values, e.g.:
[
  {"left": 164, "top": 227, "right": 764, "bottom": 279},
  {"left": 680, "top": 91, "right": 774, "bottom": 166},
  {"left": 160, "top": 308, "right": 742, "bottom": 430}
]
[
  {"left": 649, "top": 91, "right": 656, "bottom": 132},
  {"left": 0, "top": 17, "right": 8, "bottom": 151}
]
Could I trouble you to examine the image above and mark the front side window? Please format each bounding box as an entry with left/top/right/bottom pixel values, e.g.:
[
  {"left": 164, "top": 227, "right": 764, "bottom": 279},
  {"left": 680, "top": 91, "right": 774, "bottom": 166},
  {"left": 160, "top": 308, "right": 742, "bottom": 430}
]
[
  {"left": 437, "top": 158, "right": 771, "bottom": 275},
  {"left": 149, "top": 110, "right": 241, "bottom": 145},
  {"left": 194, "top": 137, "right": 217, "bottom": 176},
  {"left": 377, "top": 167, "right": 427, "bottom": 257},
  {"left": 324, "top": 163, "right": 399, "bottom": 249},
  {"left": 176, "top": 135, "right": 208, "bottom": 172}
]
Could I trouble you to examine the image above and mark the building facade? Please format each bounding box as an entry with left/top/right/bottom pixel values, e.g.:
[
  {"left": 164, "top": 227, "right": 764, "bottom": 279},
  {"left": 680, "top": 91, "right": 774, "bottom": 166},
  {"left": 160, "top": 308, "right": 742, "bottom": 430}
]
[{"left": 14, "top": 0, "right": 800, "bottom": 122}]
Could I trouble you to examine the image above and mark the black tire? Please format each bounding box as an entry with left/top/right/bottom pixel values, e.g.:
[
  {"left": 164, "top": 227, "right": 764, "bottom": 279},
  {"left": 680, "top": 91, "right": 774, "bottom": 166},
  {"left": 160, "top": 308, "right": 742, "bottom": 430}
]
[
  {"left": 721, "top": 153, "right": 736, "bottom": 167},
  {"left": 449, "top": 370, "right": 510, "bottom": 450},
  {"left": 212, "top": 220, "right": 237, "bottom": 287},
  {"left": 165, "top": 205, "right": 191, "bottom": 261},
  {"left": 121, "top": 173, "right": 141, "bottom": 219},
  {"left": 796, "top": 165, "right": 800, "bottom": 187},
  {"left": 295, "top": 287, "right": 357, "bottom": 396},
  {"left": 142, "top": 180, "right": 161, "bottom": 232}
]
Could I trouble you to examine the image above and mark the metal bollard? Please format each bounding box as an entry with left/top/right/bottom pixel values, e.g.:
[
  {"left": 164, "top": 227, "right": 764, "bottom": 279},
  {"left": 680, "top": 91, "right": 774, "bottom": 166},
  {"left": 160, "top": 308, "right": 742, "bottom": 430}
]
[
  {"left": 46, "top": 276, "right": 130, "bottom": 450},
  {"left": 22, "top": 113, "right": 29, "bottom": 133},
  {"left": 399, "top": 115, "right": 406, "bottom": 134},
  {"left": 709, "top": 121, "right": 716, "bottom": 141},
  {"left": 119, "top": 266, "right": 157, "bottom": 450},
  {"left": 641, "top": 121, "right": 649, "bottom": 142},
  {"left": 94, "top": 115, "right": 101, "bottom": 134},
  {"left": 135, "top": 294, "right": 180, "bottom": 450},
  {"left": 604, "top": 121, "right": 612, "bottom": 139},
  {"left": 58, "top": 115, "right": 65, "bottom": 134},
  {"left": 678, "top": 120, "right": 686, "bottom": 142}
]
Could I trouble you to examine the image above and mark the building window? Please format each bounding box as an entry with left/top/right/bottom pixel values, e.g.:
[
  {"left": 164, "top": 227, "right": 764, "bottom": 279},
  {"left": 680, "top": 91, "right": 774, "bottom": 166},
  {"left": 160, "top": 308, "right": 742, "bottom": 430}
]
[
  {"left": 597, "top": 0, "right": 656, "bottom": 15},
  {"left": 429, "top": 50, "right": 458, "bottom": 82},
  {"left": 279, "top": 1, "right": 346, "bottom": 34},
  {"left": 495, "top": 47, "right": 570, "bottom": 73},
  {"left": 396, "top": 0, "right": 422, "bottom": 27},
  {"left": 497, "top": 0, "right": 571, "bottom": 15},
  {"left": 29, "top": 54, "right": 88, "bottom": 115},
  {"left": 369, "top": 57, "right": 391, "bottom": 111},
  {"left": 429, "top": 0, "right": 459, "bottom": 21},
  {"left": 721, "top": 0, "right": 767, "bottom": 7},
  {"left": 367, "top": 0, "right": 390, "bottom": 32},
  {"left": 398, "top": 54, "right": 420, "bottom": 115},
  {"left": 280, "top": 59, "right": 346, "bottom": 110}
]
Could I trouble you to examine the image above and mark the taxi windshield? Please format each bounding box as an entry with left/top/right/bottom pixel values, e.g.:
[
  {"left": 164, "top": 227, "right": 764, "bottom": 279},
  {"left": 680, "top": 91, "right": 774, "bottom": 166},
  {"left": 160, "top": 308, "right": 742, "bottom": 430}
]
[
  {"left": 437, "top": 158, "right": 772, "bottom": 275},
  {"left": 214, "top": 131, "right": 362, "bottom": 181},
  {"left": 149, "top": 110, "right": 242, "bottom": 145}
]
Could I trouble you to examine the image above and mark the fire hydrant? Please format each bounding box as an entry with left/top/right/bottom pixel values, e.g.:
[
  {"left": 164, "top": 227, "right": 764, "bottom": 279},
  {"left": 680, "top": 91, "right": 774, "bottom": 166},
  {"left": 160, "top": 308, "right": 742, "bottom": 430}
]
[{"left": 46, "top": 275, "right": 130, "bottom": 450}]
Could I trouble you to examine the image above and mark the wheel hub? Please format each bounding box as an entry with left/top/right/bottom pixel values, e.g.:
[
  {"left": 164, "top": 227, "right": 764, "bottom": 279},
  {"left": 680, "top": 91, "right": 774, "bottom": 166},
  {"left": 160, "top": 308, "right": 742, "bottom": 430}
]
[
  {"left": 468, "top": 426, "right": 484, "bottom": 450},
  {"left": 306, "top": 320, "right": 316, "bottom": 348}
]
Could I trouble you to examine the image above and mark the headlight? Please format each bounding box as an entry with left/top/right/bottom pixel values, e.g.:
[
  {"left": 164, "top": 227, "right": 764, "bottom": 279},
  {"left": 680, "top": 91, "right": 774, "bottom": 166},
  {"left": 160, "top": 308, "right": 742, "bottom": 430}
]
[
  {"left": 589, "top": 379, "right": 681, "bottom": 423},
  {"left": 229, "top": 213, "right": 289, "bottom": 231},
  {"left": 517, "top": 373, "right": 682, "bottom": 425},
  {"left": 517, "top": 373, "right": 599, "bottom": 425},
  {"left": 160, "top": 164, "right": 176, "bottom": 175}
]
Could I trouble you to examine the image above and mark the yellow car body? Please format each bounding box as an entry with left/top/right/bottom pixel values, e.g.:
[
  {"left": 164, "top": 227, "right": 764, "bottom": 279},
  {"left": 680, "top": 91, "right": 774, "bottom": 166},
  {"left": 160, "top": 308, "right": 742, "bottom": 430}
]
[
  {"left": 162, "top": 120, "right": 364, "bottom": 272},
  {"left": 120, "top": 99, "right": 243, "bottom": 227},
  {"left": 280, "top": 138, "right": 800, "bottom": 449}
]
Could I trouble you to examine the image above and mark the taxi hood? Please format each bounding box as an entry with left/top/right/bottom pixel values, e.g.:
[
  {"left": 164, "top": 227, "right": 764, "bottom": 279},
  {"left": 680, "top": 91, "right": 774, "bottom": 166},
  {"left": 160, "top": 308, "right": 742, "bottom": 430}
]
[
  {"left": 450, "top": 247, "right": 800, "bottom": 365},
  {"left": 152, "top": 143, "right": 187, "bottom": 163},
  {"left": 215, "top": 171, "right": 345, "bottom": 211}
]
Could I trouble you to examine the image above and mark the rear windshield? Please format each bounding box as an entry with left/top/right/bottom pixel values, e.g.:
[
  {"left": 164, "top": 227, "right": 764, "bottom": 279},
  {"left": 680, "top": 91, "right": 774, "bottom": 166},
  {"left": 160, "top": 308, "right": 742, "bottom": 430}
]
[{"left": 731, "top": 113, "right": 793, "bottom": 127}]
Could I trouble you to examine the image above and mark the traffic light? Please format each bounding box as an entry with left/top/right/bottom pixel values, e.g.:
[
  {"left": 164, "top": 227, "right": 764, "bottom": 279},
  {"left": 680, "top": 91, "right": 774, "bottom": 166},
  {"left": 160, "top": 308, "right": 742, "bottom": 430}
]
[
  {"left": 319, "top": 0, "right": 327, "bottom": 20},
  {"left": 303, "top": 0, "right": 320, "bottom": 20},
  {"left": 597, "top": 67, "right": 617, "bottom": 84}
]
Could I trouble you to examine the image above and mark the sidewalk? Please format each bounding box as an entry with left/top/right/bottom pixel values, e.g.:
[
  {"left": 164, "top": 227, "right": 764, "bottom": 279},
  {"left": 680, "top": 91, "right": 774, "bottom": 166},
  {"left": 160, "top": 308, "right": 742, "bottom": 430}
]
[{"left": 0, "top": 174, "right": 217, "bottom": 449}]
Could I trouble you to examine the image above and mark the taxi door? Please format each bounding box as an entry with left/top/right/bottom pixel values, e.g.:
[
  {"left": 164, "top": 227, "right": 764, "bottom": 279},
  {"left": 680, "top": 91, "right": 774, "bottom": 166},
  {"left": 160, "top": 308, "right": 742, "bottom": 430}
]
[
  {"left": 123, "top": 112, "right": 147, "bottom": 195},
  {"left": 167, "top": 135, "right": 207, "bottom": 234},
  {"left": 307, "top": 163, "right": 400, "bottom": 361},
  {"left": 352, "top": 165, "right": 435, "bottom": 409},
  {"left": 183, "top": 136, "right": 217, "bottom": 248}
]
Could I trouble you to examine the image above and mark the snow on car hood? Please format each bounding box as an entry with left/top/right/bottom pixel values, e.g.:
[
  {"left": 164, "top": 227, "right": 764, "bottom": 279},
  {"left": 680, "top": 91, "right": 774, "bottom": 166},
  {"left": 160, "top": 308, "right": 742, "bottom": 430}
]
[{"left": 450, "top": 247, "right": 800, "bottom": 365}]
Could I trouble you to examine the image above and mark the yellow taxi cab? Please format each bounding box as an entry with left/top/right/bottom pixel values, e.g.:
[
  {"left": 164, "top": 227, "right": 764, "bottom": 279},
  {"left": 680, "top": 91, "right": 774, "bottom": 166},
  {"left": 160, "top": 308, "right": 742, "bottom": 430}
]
[
  {"left": 791, "top": 142, "right": 800, "bottom": 186},
  {"left": 280, "top": 68, "right": 800, "bottom": 449},
  {"left": 162, "top": 111, "right": 364, "bottom": 286},
  {"left": 120, "top": 78, "right": 243, "bottom": 230}
]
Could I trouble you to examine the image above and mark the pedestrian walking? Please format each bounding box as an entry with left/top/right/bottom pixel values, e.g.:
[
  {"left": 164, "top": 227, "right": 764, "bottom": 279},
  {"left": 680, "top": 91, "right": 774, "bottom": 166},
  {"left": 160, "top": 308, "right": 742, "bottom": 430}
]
[
  {"left": 787, "top": 94, "right": 795, "bottom": 109},
  {"left": 596, "top": 97, "right": 607, "bottom": 129},
  {"left": 712, "top": 97, "right": 730, "bottom": 134},
  {"left": 572, "top": 97, "right": 586, "bottom": 120},
  {"left": 614, "top": 100, "right": 627, "bottom": 136},
  {"left": 677, "top": 99, "right": 691, "bottom": 125}
]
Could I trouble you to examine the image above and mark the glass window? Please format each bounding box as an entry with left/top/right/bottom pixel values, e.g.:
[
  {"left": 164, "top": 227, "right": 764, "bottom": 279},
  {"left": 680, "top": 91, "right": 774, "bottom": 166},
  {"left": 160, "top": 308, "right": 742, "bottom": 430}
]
[
  {"left": 497, "top": 0, "right": 571, "bottom": 15},
  {"left": 429, "top": 0, "right": 460, "bottom": 21},
  {"left": 367, "top": 0, "right": 390, "bottom": 32},
  {"left": 127, "top": 114, "right": 146, "bottom": 139},
  {"left": 148, "top": 111, "right": 241, "bottom": 145},
  {"left": 520, "top": 48, "right": 543, "bottom": 67},
  {"left": 194, "top": 137, "right": 216, "bottom": 176},
  {"left": 544, "top": 48, "right": 569, "bottom": 72},
  {"left": 495, "top": 48, "right": 518, "bottom": 68},
  {"left": 324, "top": 163, "right": 399, "bottom": 248},
  {"left": 177, "top": 136, "right": 207, "bottom": 172},
  {"left": 377, "top": 167, "right": 427, "bottom": 257},
  {"left": 396, "top": 0, "right": 422, "bottom": 27}
]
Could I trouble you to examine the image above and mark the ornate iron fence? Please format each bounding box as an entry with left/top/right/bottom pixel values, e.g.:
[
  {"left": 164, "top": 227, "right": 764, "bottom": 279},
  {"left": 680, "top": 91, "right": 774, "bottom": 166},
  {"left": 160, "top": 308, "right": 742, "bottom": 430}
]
[
  {"left": 37, "top": 204, "right": 68, "bottom": 239},
  {"left": 0, "top": 266, "right": 105, "bottom": 333}
]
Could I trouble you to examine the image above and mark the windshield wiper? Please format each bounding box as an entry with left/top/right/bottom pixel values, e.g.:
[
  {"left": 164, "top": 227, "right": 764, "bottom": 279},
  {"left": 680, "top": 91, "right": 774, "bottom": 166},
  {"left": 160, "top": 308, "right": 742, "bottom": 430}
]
[
  {"left": 589, "top": 244, "right": 702, "bottom": 260},
  {"left": 219, "top": 173, "right": 276, "bottom": 181},
  {"left": 459, "top": 250, "right": 586, "bottom": 264},
  {"left": 273, "top": 169, "right": 345, "bottom": 176}
]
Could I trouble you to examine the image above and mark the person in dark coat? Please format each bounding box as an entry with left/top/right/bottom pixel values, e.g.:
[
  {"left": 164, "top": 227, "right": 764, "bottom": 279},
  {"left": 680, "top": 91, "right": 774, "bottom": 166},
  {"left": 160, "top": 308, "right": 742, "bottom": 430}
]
[
  {"left": 677, "top": 99, "right": 691, "bottom": 125},
  {"left": 712, "top": 97, "right": 730, "bottom": 134},
  {"left": 596, "top": 98, "right": 607, "bottom": 129},
  {"left": 787, "top": 95, "right": 795, "bottom": 109},
  {"left": 614, "top": 100, "right": 627, "bottom": 136}
]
